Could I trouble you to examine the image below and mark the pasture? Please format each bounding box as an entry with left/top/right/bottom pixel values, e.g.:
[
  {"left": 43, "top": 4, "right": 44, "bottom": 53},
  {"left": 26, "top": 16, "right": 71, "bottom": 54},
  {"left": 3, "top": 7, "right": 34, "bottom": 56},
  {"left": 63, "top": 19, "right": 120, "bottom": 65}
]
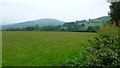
[{"left": 2, "top": 31, "right": 97, "bottom": 66}]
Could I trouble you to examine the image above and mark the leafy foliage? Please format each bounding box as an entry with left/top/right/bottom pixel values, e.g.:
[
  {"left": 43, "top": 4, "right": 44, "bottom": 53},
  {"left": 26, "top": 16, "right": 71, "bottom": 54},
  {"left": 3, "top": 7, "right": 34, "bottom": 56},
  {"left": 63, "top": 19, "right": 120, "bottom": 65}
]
[
  {"left": 87, "top": 26, "right": 100, "bottom": 32},
  {"left": 86, "top": 24, "right": 120, "bottom": 66},
  {"left": 109, "top": 1, "right": 120, "bottom": 26}
]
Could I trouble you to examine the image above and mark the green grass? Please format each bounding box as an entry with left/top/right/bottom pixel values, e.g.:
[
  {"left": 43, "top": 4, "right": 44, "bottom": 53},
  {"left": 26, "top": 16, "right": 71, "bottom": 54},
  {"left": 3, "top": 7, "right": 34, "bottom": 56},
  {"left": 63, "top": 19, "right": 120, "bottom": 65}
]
[
  {"left": 0, "top": 31, "right": 2, "bottom": 67},
  {"left": 2, "top": 31, "right": 97, "bottom": 66}
]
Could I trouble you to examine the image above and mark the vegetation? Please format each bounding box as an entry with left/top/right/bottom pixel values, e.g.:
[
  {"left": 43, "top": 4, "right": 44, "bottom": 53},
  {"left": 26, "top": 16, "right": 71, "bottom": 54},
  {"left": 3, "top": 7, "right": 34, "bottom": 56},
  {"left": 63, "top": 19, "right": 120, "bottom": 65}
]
[
  {"left": 109, "top": 1, "right": 120, "bottom": 26},
  {"left": 2, "top": 31, "right": 97, "bottom": 66},
  {"left": 2, "top": 16, "right": 110, "bottom": 32},
  {"left": 4, "top": 24, "right": 100, "bottom": 32},
  {"left": 86, "top": 24, "right": 120, "bottom": 67},
  {"left": 85, "top": 1, "right": 120, "bottom": 66},
  {"left": 87, "top": 26, "right": 100, "bottom": 32}
]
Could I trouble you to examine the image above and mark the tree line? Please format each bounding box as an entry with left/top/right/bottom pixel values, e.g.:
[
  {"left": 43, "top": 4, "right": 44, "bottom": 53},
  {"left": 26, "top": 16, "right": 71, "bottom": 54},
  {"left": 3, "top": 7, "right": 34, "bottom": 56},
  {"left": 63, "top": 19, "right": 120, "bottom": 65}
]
[{"left": 4, "top": 23, "right": 100, "bottom": 32}]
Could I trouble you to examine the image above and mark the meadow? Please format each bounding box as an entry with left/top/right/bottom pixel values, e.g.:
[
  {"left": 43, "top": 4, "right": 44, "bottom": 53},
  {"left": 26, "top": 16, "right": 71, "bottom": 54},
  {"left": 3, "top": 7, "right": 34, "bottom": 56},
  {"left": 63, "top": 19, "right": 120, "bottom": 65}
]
[{"left": 2, "top": 31, "right": 97, "bottom": 66}]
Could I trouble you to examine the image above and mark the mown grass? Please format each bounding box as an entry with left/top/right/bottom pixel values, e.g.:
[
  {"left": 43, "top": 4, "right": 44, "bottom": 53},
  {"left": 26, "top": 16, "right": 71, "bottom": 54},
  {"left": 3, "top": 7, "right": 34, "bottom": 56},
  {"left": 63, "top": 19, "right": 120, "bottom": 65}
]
[{"left": 2, "top": 31, "right": 97, "bottom": 66}]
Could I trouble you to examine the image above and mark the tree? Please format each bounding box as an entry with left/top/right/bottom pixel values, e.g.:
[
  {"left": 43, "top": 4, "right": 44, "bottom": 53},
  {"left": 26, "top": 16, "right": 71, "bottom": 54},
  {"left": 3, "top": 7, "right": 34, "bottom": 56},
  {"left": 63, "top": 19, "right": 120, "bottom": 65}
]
[
  {"left": 25, "top": 26, "right": 34, "bottom": 31},
  {"left": 63, "top": 22, "right": 75, "bottom": 27},
  {"left": 87, "top": 26, "right": 95, "bottom": 32},
  {"left": 66, "top": 26, "right": 76, "bottom": 32},
  {"left": 5, "top": 28, "right": 24, "bottom": 31},
  {"left": 59, "top": 27, "right": 66, "bottom": 31},
  {"left": 89, "top": 18, "right": 91, "bottom": 20},
  {"left": 109, "top": 1, "right": 120, "bottom": 26},
  {"left": 87, "top": 26, "right": 100, "bottom": 32},
  {"left": 34, "top": 24, "right": 40, "bottom": 31},
  {"left": 81, "top": 23, "right": 85, "bottom": 27},
  {"left": 40, "top": 25, "right": 60, "bottom": 31},
  {"left": 107, "top": 0, "right": 120, "bottom": 3}
]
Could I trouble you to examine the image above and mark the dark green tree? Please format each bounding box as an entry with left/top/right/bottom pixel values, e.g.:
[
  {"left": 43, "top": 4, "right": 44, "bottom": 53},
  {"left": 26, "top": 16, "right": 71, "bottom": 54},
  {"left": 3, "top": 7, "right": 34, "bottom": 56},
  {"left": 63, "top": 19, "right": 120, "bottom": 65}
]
[
  {"left": 34, "top": 24, "right": 40, "bottom": 31},
  {"left": 66, "top": 26, "right": 76, "bottom": 32},
  {"left": 40, "top": 25, "right": 60, "bottom": 31},
  {"left": 109, "top": 1, "right": 120, "bottom": 26},
  {"left": 25, "top": 26, "right": 34, "bottom": 31},
  {"left": 81, "top": 23, "right": 85, "bottom": 27},
  {"left": 87, "top": 26, "right": 100, "bottom": 32},
  {"left": 87, "top": 26, "right": 95, "bottom": 32},
  {"left": 59, "top": 27, "right": 66, "bottom": 31}
]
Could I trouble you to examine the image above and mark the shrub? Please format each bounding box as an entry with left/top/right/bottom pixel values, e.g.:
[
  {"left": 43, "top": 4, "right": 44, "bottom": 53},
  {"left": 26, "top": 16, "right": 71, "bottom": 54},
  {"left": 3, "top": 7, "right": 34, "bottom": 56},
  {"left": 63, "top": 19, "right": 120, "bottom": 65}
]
[{"left": 86, "top": 24, "right": 120, "bottom": 67}]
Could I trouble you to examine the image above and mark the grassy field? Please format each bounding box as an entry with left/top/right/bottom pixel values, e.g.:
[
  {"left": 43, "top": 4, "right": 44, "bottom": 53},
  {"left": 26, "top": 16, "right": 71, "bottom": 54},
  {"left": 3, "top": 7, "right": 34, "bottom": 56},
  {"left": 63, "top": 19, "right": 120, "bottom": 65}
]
[
  {"left": 2, "top": 31, "right": 97, "bottom": 66},
  {"left": 0, "top": 31, "right": 2, "bottom": 67}
]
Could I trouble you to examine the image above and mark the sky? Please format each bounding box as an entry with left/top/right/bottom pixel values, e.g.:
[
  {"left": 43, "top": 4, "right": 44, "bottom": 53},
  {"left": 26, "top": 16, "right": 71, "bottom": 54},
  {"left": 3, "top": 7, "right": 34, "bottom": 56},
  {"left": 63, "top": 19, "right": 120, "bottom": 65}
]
[{"left": 0, "top": 0, "right": 110, "bottom": 25}]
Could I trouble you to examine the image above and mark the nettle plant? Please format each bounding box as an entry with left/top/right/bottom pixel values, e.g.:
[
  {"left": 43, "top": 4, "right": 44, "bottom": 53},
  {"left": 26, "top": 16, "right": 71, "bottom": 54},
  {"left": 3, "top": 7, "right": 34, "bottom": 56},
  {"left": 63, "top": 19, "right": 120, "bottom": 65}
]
[{"left": 86, "top": 24, "right": 120, "bottom": 66}]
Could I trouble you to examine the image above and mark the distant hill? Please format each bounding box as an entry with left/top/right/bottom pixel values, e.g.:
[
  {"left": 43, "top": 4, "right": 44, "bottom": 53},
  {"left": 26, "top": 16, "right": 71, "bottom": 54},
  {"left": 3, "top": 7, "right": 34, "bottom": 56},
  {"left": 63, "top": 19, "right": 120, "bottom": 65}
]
[
  {"left": 75, "top": 16, "right": 111, "bottom": 24},
  {"left": 2, "top": 16, "right": 110, "bottom": 30},
  {"left": 63, "top": 16, "right": 110, "bottom": 27},
  {"left": 80, "top": 16, "right": 111, "bottom": 28},
  {"left": 2, "top": 18, "right": 65, "bottom": 30},
  {"left": 86, "top": 16, "right": 111, "bottom": 23}
]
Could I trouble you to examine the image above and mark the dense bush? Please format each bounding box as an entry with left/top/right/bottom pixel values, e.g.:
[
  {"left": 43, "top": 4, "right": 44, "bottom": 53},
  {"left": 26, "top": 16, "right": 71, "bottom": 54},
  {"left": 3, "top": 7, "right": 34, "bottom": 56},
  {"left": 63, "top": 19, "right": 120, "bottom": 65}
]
[{"left": 86, "top": 24, "right": 120, "bottom": 67}]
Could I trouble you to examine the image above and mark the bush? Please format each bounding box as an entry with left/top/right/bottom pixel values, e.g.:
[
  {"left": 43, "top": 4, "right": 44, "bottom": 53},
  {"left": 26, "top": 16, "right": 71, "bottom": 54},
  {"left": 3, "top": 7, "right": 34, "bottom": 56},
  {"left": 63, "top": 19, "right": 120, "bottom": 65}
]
[{"left": 86, "top": 24, "right": 120, "bottom": 67}]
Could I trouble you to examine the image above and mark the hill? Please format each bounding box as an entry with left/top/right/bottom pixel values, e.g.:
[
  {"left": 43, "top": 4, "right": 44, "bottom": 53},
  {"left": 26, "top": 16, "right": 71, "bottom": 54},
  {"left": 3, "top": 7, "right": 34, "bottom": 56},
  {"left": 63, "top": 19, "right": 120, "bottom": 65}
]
[
  {"left": 85, "top": 16, "right": 110, "bottom": 23},
  {"left": 63, "top": 16, "right": 110, "bottom": 27},
  {"left": 2, "top": 16, "right": 110, "bottom": 31},
  {"left": 2, "top": 19, "right": 65, "bottom": 30},
  {"left": 61, "top": 16, "right": 111, "bottom": 32}
]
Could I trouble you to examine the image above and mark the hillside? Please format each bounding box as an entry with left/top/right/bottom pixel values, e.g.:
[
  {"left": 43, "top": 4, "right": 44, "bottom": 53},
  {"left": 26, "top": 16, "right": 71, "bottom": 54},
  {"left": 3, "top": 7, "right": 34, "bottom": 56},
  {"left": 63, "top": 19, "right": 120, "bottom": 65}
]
[
  {"left": 2, "top": 16, "right": 110, "bottom": 30},
  {"left": 74, "top": 16, "right": 110, "bottom": 24},
  {"left": 2, "top": 19, "right": 65, "bottom": 30},
  {"left": 85, "top": 16, "right": 111, "bottom": 23},
  {"left": 63, "top": 16, "right": 110, "bottom": 27}
]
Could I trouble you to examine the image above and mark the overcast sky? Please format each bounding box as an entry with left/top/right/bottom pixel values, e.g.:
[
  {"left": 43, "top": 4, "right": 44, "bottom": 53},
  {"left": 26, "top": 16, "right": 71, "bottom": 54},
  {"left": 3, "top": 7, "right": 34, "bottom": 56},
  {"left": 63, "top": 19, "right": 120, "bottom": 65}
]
[{"left": 1, "top": 0, "right": 110, "bottom": 25}]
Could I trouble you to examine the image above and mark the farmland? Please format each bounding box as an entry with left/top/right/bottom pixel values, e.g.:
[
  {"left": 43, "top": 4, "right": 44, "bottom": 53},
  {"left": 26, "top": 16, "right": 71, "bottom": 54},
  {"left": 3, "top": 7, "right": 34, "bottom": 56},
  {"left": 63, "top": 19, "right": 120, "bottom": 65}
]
[{"left": 2, "top": 31, "right": 97, "bottom": 66}]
